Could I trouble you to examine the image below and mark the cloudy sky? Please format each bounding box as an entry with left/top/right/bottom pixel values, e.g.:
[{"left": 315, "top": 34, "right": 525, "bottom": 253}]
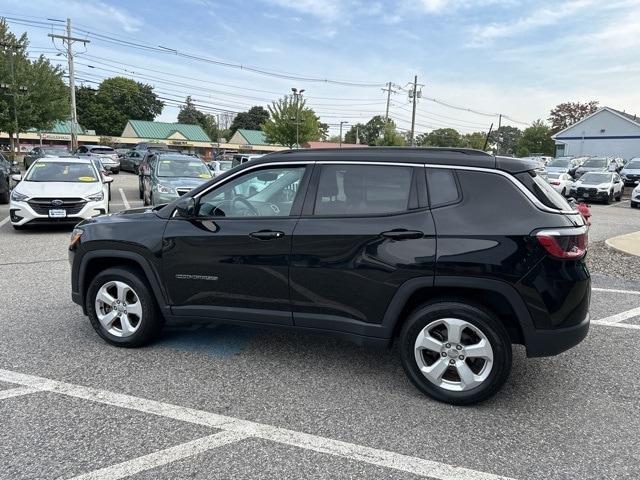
[{"left": 3, "top": 0, "right": 640, "bottom": 136}]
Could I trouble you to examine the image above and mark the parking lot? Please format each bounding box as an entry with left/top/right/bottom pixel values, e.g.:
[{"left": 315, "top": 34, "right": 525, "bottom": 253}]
[{"left": 1, "top": 171, "right": 639, "bottom": 480}]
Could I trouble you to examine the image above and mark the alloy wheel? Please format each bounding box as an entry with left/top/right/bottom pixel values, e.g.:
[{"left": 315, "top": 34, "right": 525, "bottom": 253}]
[
  {"left": 414, "top": 318, "right": 494, "bottom": 392},
  {"left": 94, "top": 280, "right": 143, "bottom": 337}
]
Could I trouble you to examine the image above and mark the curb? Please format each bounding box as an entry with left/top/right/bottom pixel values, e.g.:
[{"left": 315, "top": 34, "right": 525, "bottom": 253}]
[{"left": 605, "top": 231, "right": 640, "bottom": 257}]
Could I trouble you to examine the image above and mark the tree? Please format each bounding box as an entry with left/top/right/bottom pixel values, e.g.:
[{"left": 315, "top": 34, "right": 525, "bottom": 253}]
[
  {"left": 488, "top": 125, "right": 522, "bottom": 155},
  {"left": 419, "top": 128, "right": 462, "bottom": 147},
  {"left": 318, "top": 122, "right": 329, "bottom": 141},
  {"left": 376, "top": 120, "right": 405, "bottom": 146},
  {"left": 262, "top": 96, "right": 320, "bottom": 148},
  {"left": 362, "top": 115, "right": 387, "bottom": 145},
  {"left": 344, "top": 123, "right": 365, "bottom": 144},
  {"left": 229, "top": 106, "right": 269, "bottom": 135},
  {"left": 516, "top": 119, "right": 555, "bottom": 156},
  {"left": 0, "top": 20, "right": 68, "bottom": 152},
  {"left": 548, "top": 101, "right": 598, "bottom": 134},
  {"left": 75, "top": 76, "right": 163, "bottom": 135},
  {"left": 176, "top": 96, "right": 219, "bottom": 141},
  {"left": 460, "top": 131, "right": 488, "bottom": 150}
]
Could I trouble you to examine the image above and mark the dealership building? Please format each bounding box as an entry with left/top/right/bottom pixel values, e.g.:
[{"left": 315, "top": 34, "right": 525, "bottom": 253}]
[{"left": 552, "top": 106, "right": 640, "bottom": 159}]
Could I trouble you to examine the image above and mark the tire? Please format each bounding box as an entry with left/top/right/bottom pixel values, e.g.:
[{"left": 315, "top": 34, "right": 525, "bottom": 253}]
[
  {"left": 632, "top": 202, "right": 639, "bottom": 209},
  {"left": 616, "top": 189, "right": 623, "bottom": 201},
  {"left": 399, "top": 300, "right": 512, "bottom": 405},
  {"left": 605, "top": 192, "right": 612, "bottom": 204},
  {"left": 85, "top": 266, "right": 163, "bottom": 347},
  {"left": 113, "top": 169, "right": 120, "bottom": 174},
  {"left": 0, "top": 185, "right": 8, "bottom": 204}
]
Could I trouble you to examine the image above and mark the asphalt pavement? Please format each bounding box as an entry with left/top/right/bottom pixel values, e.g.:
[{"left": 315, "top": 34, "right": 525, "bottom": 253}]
[{"left": 0, "top": 172, "right": 639, "bottom": 480}]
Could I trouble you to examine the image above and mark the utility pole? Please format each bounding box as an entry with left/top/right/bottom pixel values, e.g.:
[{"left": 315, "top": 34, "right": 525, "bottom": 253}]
[
  {"left": 291, "top": 87, "right": 305, "bottom": 148},
  {"left": 49, "top": 18, "right": 89, "bottom": 152},
  {"left": 339, "top": 121, "right": 348, "bottom": 148},
  {"left": 355, "top": 125, "right": 360, "bottom": 145},
  {"left": 409, "top": 75, "right": 418, "bottom": 147},
  {"left": 496, "top": 114, "right": 502, "bottom": 155},
  {"left": 383, "top": 82, "right": 394, "bottom": 122},
  {"left": 0, "top": 42, "right": 28, "bottom": 159}
]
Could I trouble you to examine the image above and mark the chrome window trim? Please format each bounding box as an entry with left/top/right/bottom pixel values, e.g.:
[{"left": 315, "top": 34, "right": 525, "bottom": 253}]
[{"left": 190, "top": 159, "right": 577, "bottom": 216}]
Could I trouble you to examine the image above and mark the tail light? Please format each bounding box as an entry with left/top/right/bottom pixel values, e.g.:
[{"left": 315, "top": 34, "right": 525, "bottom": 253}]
[
  {"left": 550, "top": 181, "right": 560, "bottom": 185},
  {"left": 536, "top": 227, "right": 588, "bottom": 259}
]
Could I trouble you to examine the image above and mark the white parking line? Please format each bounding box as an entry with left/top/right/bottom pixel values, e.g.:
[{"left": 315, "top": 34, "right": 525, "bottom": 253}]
[
  {"left": 0, "top": 386, "right": 40, "bottom": 400},
  {"left": 0, "top": 216, "right": 9, "bottom": 229},
  {"left": 594, "top": 306, "right": 640, "bottom": 324},
  {"left": 67, "top": 431, "right": 248, "bottom": 480},
  {"left": 119, "top": 188, "right": 130, "bottom": 210},
  {"left": 592, "top": 287, "right": 640, "bottom": 295},
  {"left": 592, "top": 320, "right": 640, "bottom": 330},
  {"left": 0, "top": 368, "right": 515, "bottom": 480}
]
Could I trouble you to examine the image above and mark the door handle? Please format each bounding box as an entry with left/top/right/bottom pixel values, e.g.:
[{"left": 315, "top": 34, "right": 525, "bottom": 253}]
[
  {"left": 381, "top": 229, "right": 424, "bottom": 240},
  {"left": 249, "top": 230, "right": 285, "bottom": 240}
]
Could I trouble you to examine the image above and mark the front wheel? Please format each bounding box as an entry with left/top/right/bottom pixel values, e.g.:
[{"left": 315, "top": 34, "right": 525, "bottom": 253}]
[
  {"left": 86, "top": 267, "right": 163, "bottom": 347},
  {"left": 605, "top": 191, "right": 613, "bottom": 204},
  {"left": 399, "top": 301, "right": 512, "bottom": 405}
]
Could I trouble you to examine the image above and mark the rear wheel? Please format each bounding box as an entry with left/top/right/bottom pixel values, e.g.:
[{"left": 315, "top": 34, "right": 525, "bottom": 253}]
[
  {"left": 0, "top": 185, "right": 9, "bottom": 204},
  {"left": 86, "top": 267, "right": 163, "bottom": 347},
  {"left": 399, "top": 301, "right": 512, "bottom": 405}
]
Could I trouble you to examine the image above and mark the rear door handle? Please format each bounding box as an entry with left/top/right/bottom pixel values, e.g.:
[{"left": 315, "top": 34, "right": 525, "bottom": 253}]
[
  {"left": 381, "top": 229, "right": 424, "bottom": 240},
  {"left": 249, "top": 230, "right": 285, "bottom": 240}
]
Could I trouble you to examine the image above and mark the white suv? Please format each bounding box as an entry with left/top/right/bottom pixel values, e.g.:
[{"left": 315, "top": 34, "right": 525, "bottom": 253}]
[{"left": 9, "top": 157, "right": 112, "bottom": 229}]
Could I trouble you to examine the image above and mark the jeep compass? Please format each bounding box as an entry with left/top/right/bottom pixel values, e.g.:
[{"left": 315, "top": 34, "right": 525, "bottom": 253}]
[{"left": 69, "top": 148, "right": 590, "bottom": 405}]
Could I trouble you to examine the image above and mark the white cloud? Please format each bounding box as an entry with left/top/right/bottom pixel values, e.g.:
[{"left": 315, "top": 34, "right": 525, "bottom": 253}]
[{"left": 262, "top": 0, "right": 343, "bottom": 21}]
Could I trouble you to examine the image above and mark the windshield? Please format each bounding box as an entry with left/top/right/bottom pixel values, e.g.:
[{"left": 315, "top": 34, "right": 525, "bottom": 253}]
[
  {"left": 219, "top": 161, "right": 233, "bottom": 171},
  {"left": 43, "top": 148, "right": 69, "bottom": 155},
  {"left": 580, "top": 172, "right": 611, "bottom": 183},
  {"left": 548, "top": 159, "right": 570, "bottom": 167},
  {"left": 582, "top": 158, "right": 607, "bottom": 168},
  {"left": 547, "top": 173, "right": 562, "bottom": 179},
  {"left": 89, "top": 147, "right": 115, "bottom": 154},
  {"left": 26, "top": 161, "right": 99, "bottom": 183},
  {"left": 625, "top": 160, "right": 640, "bottom": 169},
  {"left": 157, "top": 158, "right": 212, "bottom": 178}
]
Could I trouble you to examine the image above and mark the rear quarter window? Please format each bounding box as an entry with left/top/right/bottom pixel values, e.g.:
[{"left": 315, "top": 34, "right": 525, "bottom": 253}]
[
  {"left": 426, "top": 168, "right": 460, "bottom": 207},
  {"left": 516, "top": 171, "right": 572, "bottom": 211}
]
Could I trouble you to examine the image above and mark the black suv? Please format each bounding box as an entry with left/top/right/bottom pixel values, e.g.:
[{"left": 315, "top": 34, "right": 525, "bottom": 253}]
[{"left": 69, "top": 148, "right": 590, "bottom": 405}]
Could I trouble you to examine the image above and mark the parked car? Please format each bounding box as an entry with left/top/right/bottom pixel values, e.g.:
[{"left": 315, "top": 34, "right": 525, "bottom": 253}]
[
  {"left": 631, "top": 183, "right": 640, "bottom": 208},
  {"left": 139, "top": 152, "right": 212, "bottom": 206},
  {"left": 23, "top": 146, "right": 72, "bottom": 169},
  {"left": 207, "top": 159, "right": 234, "bottom": 177},
  {"left": 89, "top": 158, "right": 112, "bottom": 201},
  {"left": 76, "top": 145, "right": 121, "bottom": 174},
  {"left": 571, "top": 157, "right": 610, "bottom": 179},
  {"left": 545, "top": 157, "right": 582, "bottom": 175},
  {"left": 133, "top": 142, "right": 169, "bottom": 152},
  {"left": 70, "top": 147, "right": 590, "bottom": 405},
  {"left": 231, "top": 153, "right": 264, "bottom": 168},
  {"left": 9, "top": 157, "right": 112, "bottom": 229},
  {"left": 115, "top": 148, "right": 129, "bottom": 159},
  {"left": 620, "top": 158, "right": 640, "bottom": 186},
  {"left": 546, "top": 172, "right": 574, "bottom": 196},
  {"left": 0, "top": 152, "right": 21, "bottom": 204},
  {"left": 120, "top": 150, "right": 145, "bottom": 173},
  {"left": 569, "top": 171, "right": 624, "bottom": 204}
]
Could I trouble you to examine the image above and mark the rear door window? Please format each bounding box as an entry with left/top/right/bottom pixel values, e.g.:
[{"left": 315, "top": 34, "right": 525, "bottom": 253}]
[{"left": 313, "top": 164, "right": 414, "bottom": 216}]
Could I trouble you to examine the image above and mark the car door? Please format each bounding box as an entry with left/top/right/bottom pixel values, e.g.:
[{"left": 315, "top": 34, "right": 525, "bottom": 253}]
[
  {"left": 162, "top": 163, "right": 311, "bottom": 325},
  {"left": 289, "top": 162, "right": 436, "bottom": 335}
]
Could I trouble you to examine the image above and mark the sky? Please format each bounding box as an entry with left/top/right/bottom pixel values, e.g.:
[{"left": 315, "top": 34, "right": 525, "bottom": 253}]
[{"left": 2, "top": 0, "right": 640, "bottom": 137}]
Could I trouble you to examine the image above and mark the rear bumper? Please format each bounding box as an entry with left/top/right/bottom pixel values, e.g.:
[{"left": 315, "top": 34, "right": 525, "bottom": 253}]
[{"left": 525, "top": 311, "right": 590, "bottom": 357}]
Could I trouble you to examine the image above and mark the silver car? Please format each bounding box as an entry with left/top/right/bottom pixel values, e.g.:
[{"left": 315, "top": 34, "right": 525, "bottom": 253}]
[
  {"left": 620, "top": 158, "right": 640, "bottom": 186},
  {"left": 76, "top": 145, "right": 121, "bottom": 174}
]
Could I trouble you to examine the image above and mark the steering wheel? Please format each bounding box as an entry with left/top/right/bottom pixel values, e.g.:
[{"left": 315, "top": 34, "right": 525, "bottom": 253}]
[{"left": 232, "top": 195, "right": 259, "bottom": 216}]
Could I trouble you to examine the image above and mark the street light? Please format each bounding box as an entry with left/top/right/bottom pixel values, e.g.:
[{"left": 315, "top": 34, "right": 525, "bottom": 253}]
[{"left": 291, "top": 88, "right": 305, "bottom": 148}]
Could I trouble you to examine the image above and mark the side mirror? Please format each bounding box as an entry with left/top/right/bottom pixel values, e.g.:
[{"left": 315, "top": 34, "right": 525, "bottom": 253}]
[
  {"left": 11, "top": 173, "right": 22, "bottom": 183},
  {"left": 174, "top": 196, "right": 196, "bottom": 217},
  {"left": 104, "top": 176, "right": 114, "bottom": 183}
]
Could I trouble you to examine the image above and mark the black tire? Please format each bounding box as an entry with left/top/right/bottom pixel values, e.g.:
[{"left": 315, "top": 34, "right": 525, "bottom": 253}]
[
  {"left": 605, "top": 192, "right": 612, "bottom": 204},
  {"left": 399, "top": 300, "right": 512, "bottom": 405},
  {"left": 113, "top": 169, "right": 120, "bottom": 174},
  {"left": 85, "top": 266, "right": 163, "bottom": 347},
  {"left": 0, "top": 186, "right": 9, "bottom": 204}
]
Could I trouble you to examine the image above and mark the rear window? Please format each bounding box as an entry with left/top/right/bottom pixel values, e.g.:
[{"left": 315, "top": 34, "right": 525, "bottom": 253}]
[
  {"left": 516, "top": 171, "right": 572, "bottom": 210},
  {"left": 90, "top": 147, "right": 115, "bottom": 154}
]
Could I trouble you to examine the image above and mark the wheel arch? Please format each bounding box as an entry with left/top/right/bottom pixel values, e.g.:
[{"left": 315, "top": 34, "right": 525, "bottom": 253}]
[{"left": 383, "top": 276, "right": 533, "bottom": 346}]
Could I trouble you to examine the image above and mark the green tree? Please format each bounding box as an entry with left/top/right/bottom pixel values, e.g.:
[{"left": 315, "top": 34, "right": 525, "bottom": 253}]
[
  {"left": 229, "top": 106, "right": 269, "bottom": 135},
  {"left": 362, "top": 115, "right": 387, "bottom": 145},
  {"left": 375, "top": 120, "right": 405, "bottom": 146},
  {"left": 0, "top": 20, "right": 68, "bottom": 152},
  {"left": 263, "top": 96, "right": 320, "bottom": 148},
  {"left": 516, "top": 119, "right": 555, "bottom": 156},
  {"left": 489, "top": 125, "right": 522, "bottom": 155},
  {"left": 460, "top": 131, "right": 488, "bottom": 150},
  {"left": 344, "top": 123, "right": 365, "bottom": 144},
  {"left": 76, "top": 76, "right": 163, "bottom": 135},
  {"left": 176, "top": 96, "right": 219, "bottom": 141},
  {"left": 420, "top": 128, "right": 462, "bottom": 147},
  {"left": 548, "top": 100, "right": 598, "bottom": 134}
]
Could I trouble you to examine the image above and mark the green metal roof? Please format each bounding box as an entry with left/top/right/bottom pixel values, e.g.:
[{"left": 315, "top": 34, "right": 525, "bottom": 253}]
[
  {"left": 127, "top": 120, "right": 211, "bottom": 142},
  {"left": 237, "top": 129, "right": 269, "bottom": 145},
  {"left": 28, "top": 120, "right": 87, "bottom": 135}
]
